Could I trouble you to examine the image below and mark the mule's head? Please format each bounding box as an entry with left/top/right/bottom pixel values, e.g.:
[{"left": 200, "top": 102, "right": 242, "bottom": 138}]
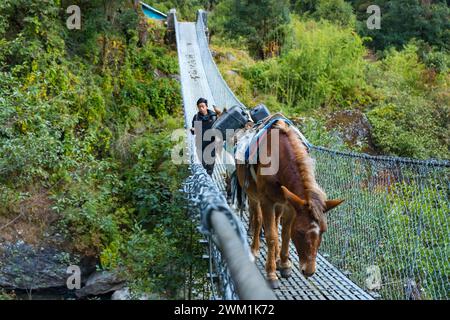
[{"left": 281, "top": 186, "right": 343, "bottom": 277}]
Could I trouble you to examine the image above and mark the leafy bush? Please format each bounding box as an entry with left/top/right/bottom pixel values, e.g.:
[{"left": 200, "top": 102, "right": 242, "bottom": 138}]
[
  {"left": 121, "top": 215, "right": 205, "bottom": 299},
  {"left": 366, "top": 44, "right": 450, "bottom": 159},
  {"left": 210, "top": 0, "right": 290, "bottom": 59},
  {"left": 383, "top": 182, "right": 449, "bottom": 299},
  {"left": 421, "top": 48, "right": 450, "bottom": 73},
  {"left": 243, "top": 18, "right": 367, "bottom": 111},
  {"left": 312, "top": 0, "right": 356, "bottom": 28},
  {"left": 118, "top": 116, "right": 206, "bottom": 298},
  {"left": 0, "top": 289, "right": 15, "bottom": 300},
  {"left": 368, "top": 100, "right": 443, "bottom": 159}
]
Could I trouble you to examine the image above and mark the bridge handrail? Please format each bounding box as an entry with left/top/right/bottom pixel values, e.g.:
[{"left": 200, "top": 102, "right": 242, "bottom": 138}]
[
  {"left": 210, "top": 210, "right": 276, "bottom": 300},
  {"left": 311, "top": 146, "right": 450, "bottom": 167}
]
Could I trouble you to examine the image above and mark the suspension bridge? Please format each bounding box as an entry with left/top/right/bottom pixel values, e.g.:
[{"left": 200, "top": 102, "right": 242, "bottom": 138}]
[{"left": 149, "top": 8, "right": 449, "bottom": 300}]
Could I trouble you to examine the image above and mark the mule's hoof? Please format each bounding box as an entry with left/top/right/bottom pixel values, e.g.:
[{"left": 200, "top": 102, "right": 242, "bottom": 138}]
[
  {"left": 268, "top": 279, "right": 280, "bottom": 290},
  {"left": 276, "top": 260, "right": 292, "bottom": 271},
  {"left": 280, "top": 267, "right": 292, "bottom": 279}
]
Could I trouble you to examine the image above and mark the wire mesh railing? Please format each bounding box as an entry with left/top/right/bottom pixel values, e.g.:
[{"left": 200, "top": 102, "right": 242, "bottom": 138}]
[
  {"left": 183, "top": 162, "right": 245, "bottom": 300},
  {"left": 195, "top": 10, "right": 245, "bottom": 111},
  {"left": 311, "top": 146, "right": 449, "bottom": 300}
]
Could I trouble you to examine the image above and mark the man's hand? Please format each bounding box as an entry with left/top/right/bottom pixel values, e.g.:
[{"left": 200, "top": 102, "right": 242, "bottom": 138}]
[{"left": 213, "top": 105, "right": 224, "bottom": 117}]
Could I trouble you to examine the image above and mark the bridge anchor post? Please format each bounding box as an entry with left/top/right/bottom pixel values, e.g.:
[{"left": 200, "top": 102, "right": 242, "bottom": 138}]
[
  {"left": 197, "top": 9, "right": 210, "bottom": 44},
  {"left": 166, "top": 8, "right": 176, "bottom": 45}
]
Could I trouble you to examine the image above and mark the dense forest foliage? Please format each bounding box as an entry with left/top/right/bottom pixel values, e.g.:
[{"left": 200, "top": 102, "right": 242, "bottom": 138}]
[
  {"left": 0, "top": 0, "right": 448, "bottom": 300},
  {"left": 0, "top": 0, "right": 206, "bottom": 299},
  {"left": 209, "top": 0, "right": 449, "bottom": 159}
]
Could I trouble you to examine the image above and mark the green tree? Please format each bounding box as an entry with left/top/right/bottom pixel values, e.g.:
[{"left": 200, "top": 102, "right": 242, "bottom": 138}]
[
  {"left": 0, "top": 0, "right": 202, "bottom": 299},
  {"left": 354, "top": 0, "right": 450, "bottom": 51},
  {"left": 290, "top": 0, "right": 356, "bottom": 28},
  {"left": 213, "top": 0, "right": 290, "bottom": 59},
  {"left": 313, "top": 0, "right": 356, "bottom": 28},
  {"left": 151, "top": 0, "right": 210, "bottom": 20},
  {"left": 289, "top": 0, "right": 317, "bottom": 13}
]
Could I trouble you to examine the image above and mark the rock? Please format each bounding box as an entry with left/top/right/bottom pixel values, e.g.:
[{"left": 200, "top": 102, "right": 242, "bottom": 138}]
[
  {"left": 111, "top": 287, "right": 164, "bottom": 300},
  {"left": 111, "top": 287, "right": 131, "bottom": 300},
  {"left": 75, "top": 271, "right": 126, "bottom": 298},
  {"left": 325, "top": 110, "right": 377, "bottom": 154},
  {"left": 79, "top": 255, "right": 97, "bottom": 279},
  {"left": 153, "top": 68, "right": 167, "bottom": 79},
  {"left": 169, "top": 74, "right": 180, "bottom": 82},
  {"left": 209, "top": 50, "right": 236, "bottom": 63},
  {"left": 225, "top": 52, "right": 236, "bottom": 62},
  {"left": 226, "top": 70, "right": 238, "bottom": 76},
  {"left": 210, "top": 50, "right": 218, "bottom": 58},
  {"left": 0, "top": 241, "right": 77, "bottom": 291},
  {"left": 140, "top": 293, "right": 162, "bottom": 300}
]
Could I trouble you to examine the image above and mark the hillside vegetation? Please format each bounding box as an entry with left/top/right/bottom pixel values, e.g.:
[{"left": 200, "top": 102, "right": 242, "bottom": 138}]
[
  {"left": 209, "top": 0, "right": 449, "bottom": 159},
  {"left": 0, "top": 0, "right": 205, "bottom": 299},
  {"left": 0, "top": 0, "right": 448, "bottom": 301}
]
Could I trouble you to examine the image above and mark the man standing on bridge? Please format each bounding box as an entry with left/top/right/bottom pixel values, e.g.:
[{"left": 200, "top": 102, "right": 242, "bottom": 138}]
[{"left": 190, "top": 98, "right": 218, "bottom": 176}]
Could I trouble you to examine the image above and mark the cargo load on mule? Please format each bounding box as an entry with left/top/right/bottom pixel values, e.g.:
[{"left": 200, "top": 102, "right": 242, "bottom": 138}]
[
  {"left": 212, "top": 105, "right": 250, "bottom": 139},
  {"left": 250, "top": 104, "right": 270, "bottom": 123}
]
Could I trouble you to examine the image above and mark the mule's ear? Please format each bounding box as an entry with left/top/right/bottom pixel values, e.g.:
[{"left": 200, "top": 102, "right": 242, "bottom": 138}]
[
  {"left": 281, "top": 186, "right": 306, "bottom": 207},
  {"left": 213, "top": 105, "right": 223, "bottom": 116},
  {"left": 324, "top": 199, "right": 344, "bottom": 213}
]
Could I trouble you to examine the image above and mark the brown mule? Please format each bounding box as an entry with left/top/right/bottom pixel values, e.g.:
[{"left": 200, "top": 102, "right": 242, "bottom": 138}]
[{"left": 235, "top": 120, "right": 343, "bottom": 289}]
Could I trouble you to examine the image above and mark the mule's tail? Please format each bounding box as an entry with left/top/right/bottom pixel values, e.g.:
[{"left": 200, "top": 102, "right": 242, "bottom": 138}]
[{"left": 231, "top": 170, "right": 247, "bottom": 212}]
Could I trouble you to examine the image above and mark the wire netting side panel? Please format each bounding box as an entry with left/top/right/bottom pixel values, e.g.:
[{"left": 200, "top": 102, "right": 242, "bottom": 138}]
[
  {"left": 311, "top": 148, "right": 450, "bottom": 300},
  {"left": 195, "top": 11, "right": 245, "bottom": 110}
]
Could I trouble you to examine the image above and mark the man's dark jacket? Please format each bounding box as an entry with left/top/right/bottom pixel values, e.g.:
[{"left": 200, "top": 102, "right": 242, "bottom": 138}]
[{"left": 191, "top": 109, "right": 217, "bottom": 150}]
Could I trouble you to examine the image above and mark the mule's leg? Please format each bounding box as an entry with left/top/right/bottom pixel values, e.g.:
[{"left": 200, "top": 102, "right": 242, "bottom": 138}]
[
  {"left": 278, "top": 209, "right": 295, "bottom": 279},
  {"left": 249, "top": 199, "right": 262, "bottom": 258},
  {"left": 274, "top": 206, "right": 283, "bottom": 264},
  {"left": 260, "top": 200, "right": 280, "bottom": 289},
  {"left": 248, "top": 202, "right": 254, "bottom": 236}
]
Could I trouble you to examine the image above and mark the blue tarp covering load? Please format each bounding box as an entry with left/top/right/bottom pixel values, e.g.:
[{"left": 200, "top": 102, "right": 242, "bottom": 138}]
[{"left": 141, "top": 1, "right": 167, "bottom": 20}]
